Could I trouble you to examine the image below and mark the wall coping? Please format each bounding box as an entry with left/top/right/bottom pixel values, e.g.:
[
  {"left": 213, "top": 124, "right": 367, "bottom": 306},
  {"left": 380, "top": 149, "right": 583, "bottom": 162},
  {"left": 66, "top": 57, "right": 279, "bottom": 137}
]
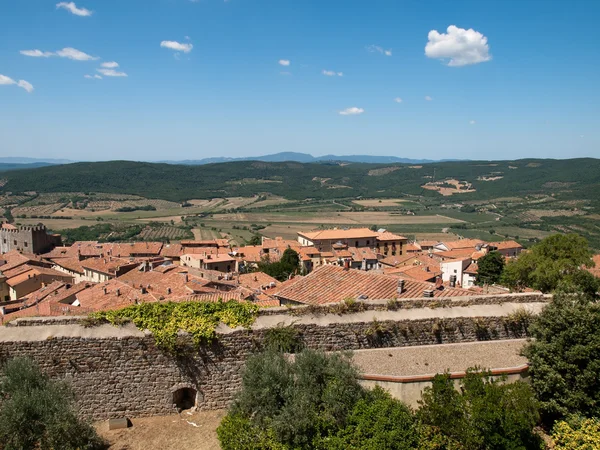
[{"left": 360, "top": 364, "right": 530, "bottom": 383}]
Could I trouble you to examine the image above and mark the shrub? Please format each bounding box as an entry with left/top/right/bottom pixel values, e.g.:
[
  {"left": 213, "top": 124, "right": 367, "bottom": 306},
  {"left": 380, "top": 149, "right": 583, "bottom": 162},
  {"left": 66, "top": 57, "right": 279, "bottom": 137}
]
[
  {"left": 418, "top": 369, "right": 541, "bottom": 450},
  {"left": 523, "top": 292, "right": 600, "bottom": 423},
  {"left": 552, "top": 417, "right": 600, "bottom": 450},
  {"left": 0, "top": 357, "right": 105, "bottom": 450},
  {"left": 264, "top": 323, "right": 303, "bottom": 353}
]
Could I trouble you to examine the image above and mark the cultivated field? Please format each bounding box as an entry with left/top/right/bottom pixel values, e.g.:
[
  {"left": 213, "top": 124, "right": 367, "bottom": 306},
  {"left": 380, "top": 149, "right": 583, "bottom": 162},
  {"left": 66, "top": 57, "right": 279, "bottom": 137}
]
[
  {"left": 138, "top": 226, "right": 191, "bottom": 240},
  {"left": 13, "top": 203, "right": 66, "bottom": 216},
  {"left": 352, "top": 198, "right": 408, "bottom": 207}
]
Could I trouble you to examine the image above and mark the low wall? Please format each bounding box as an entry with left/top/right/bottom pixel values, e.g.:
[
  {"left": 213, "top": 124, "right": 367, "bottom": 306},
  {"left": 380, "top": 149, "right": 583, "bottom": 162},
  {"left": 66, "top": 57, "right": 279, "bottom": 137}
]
[
  {"left": 359, "top": 365, "right": 529, "bottom": 407},
  {"left": 0, "top": 295, "right": 545, "bottom": 420}
]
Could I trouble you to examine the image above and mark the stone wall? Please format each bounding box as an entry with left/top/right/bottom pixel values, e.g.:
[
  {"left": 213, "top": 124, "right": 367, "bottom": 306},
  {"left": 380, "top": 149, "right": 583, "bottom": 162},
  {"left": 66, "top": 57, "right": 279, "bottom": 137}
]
[{"left": 0, "top": 304, "right": 536, "bottom": 420}]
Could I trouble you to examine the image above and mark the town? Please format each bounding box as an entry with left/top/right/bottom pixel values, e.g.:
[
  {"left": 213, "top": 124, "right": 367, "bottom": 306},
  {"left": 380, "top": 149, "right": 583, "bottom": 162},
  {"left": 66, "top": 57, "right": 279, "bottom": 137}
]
[{"left": 0, "top": 222, "right": 528, "bottom": 321}]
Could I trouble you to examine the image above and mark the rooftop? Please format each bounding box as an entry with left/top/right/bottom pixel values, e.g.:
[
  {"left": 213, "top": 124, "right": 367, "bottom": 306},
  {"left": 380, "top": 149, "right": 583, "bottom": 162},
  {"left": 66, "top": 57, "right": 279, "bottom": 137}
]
[{"left": 298, "top": 227, "right": 379, "bottom": 241}]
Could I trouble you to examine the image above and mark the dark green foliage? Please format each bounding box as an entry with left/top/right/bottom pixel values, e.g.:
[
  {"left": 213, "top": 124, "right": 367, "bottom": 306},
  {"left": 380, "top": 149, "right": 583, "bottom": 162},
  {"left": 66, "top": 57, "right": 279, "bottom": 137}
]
[
  {"left": 258, "top": 248, "right": 300, "bottom": 282},
  {"left": 418, "top": 369, "right": 542, "bottom": 450},
  {"left": 476, "top": 251, "right": 505, "bottom": 285},
  {"left": 501, "top": 234, "right": 596, "bottom": 293},
  {"left": 217, "top": 414, "right": 285, "bottom": 450},
  {"left": 0, "top": 357, "right": 105, "bottom": 450},
  {"left": 246, "top": 234, "right": 262, "bottom": 246},
  {"left": 2, "top": 158, "right": 600, "bottom": 203},
  {"left": 114, "top": 205, "right": 156, "bottom": 212},
  {"left": 223, "top": 349, "right": 365, "bottom": 449},
  {"left": 523, "top": 292, "right": 600, "bottom": 424},
  {"left": 3, "top": 208, "right": 13, "bottom": 224},
  {"left": 264, "top": 324, "right": 303, "bottom": 353},
  {"left": 323, "top": 386, "right": 419, "bottom": 450}
]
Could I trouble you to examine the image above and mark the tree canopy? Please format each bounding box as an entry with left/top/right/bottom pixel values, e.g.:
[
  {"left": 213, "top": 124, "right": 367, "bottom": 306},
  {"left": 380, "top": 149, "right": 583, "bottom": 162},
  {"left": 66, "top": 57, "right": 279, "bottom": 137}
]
[
  {"left": 476, "top": 251, "right": 505, "bottom": 285},
  {"left": 0, "top": 357, "right": 105, "bottom": 450},
  {"left": 501, "top": 234, "right": 597, "bottom": 293},
  {"left": 257, "top": 248, "right": 300, "bottom": 282},
  {"left": 523, "top": 292, "right": 600, "bottom": 424}
]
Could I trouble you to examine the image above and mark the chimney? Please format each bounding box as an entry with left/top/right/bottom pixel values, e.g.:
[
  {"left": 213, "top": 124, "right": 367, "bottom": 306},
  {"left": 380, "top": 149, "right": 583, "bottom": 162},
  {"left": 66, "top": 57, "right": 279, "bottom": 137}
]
[
  {"left": 140, "top": 286, "right": 147, "bottom": 294},
  {"left": 116, "top": 288, "right": 120, "bottom": 297},
  {"left": 344, "top": 258, "right": 351, "bottom": 270},
  {"left": 102, "top": 287, "right": 107, "bottom": 295},
  {"left": 184, "top": 274, "right": 188, "bottom": 283},
  {"left": 167, "top": 287, "right": 172, "bottom": 295},
  {"left": 423, "top": 289, "right": 434, "bottom": 298},
  {"left": 397, "top": 279, "right": 405, "bottom": 294}
]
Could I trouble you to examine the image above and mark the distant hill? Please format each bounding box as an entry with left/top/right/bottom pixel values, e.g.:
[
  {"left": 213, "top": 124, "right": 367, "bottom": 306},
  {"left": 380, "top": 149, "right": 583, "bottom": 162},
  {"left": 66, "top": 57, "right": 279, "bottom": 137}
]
[
  {"left": 0, "top": 157, "right": 74, "bottom": 165},
  {"left": 157, "top": 152, "right": 454, "bottom": 165},
  {"left": 1, "top": 158, "right": 599, "bottom": 205},
  {"left": 0, "top": 162, "right": 56, "bottom": 171}
]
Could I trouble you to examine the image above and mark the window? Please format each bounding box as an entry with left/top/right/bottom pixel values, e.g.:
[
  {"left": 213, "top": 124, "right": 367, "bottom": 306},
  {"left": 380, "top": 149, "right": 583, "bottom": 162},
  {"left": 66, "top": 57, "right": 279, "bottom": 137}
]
[
  {"left": 366, "top": 240, "right": 370, "bottom": 246},
  {"left": 355, "top": 241, "right": 359, "bottom": 247},
  {"left": 14, "top": 240, "right": 17, "bottom": 246},
  {"left": 24, "top": 242, "right": 28, "bottom": 248},
  {"left": 454, "top": 269, "right": 457, "bottom": 273}
]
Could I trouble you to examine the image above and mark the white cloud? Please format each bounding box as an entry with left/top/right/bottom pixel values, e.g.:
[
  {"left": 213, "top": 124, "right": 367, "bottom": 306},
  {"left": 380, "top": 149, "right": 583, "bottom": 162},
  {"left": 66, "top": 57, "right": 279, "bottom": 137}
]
[
  {"left": 101, "top": 61, "right": 119, "bottom": 68},
  {"left": 160, "top": 41, "right": 193, "bottom": 53},
  {"left": 322, "top": 70, "right": 343, "bottom": 77},
  {"left": 425, "top": 96, "right": 433, "bottom": 101},
  {"left": 84, "top": 74, "right": 102, "bottom": 79},
  {"left": 20, "top": 49, "right": 54, "bottom": 57},
  {"left": 278, "top": 59, "right": 290, "bottom": 66},
  {"left": 0, "top": 74, "right": 33, "bottom": 93},
  {"left": 366, "top": 45, "right": 392, "bottom": 56},
  {"left": 56, "top": 47, "right": 98, "bottom": 60},
  {"left": 0, "top": 75, "right": 15, "bottom": 85},
  {"left": 425, "top": 25, "right": 491, "bottom": 67},
  {"left": 17, "top": 80, "right": 34, "bottom": 93},
  {"left": 469, "top": 120, "right": 476, "bottom": 125},
  {"left": 97, "top": 68, "right": 127, "bottom": 77},
  {"left": 339, "top": 107, "right": 364, "bottom": 116},
  {"left": 20, "top": 47, "right": 97, "bottom": 60},
  {"left": 394, "top": 97, "right": 402, "bottom": 103},
  {"left": 56, "top": 2, "right": 92, "bottom": 16}
]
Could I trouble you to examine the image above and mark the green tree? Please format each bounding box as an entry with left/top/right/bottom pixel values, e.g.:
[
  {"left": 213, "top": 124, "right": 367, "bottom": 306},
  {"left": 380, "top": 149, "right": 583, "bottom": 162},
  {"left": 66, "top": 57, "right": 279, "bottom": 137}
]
[
  {"left": 476, "top": 251, "right": 505, "bottom": 285},
  {"left": 501, "top": 234, "right": 595, "bottom": 293},
  {"left": 258, "top": 249, "right": 300, "bottom": 282},
  {"left": 0, "top": 357, "right": 105, "bottom": 450},
  {"left": 220, "top": 349, "right": 365, "bottom": 449},
  {"left": 552, "top": 417, "right": 600, "bottom": 450},
  {"left": 418, "top": 369, "right": 541, "bottom": 450},
  {"left": 324, "top": 386, "right": 419, "bottom": 450},
  {"left": 280, "top": 248, "right": 300, "bottom": 269},
  {"left": 523, "top": 292, "right": 600, "bottom": 424}
]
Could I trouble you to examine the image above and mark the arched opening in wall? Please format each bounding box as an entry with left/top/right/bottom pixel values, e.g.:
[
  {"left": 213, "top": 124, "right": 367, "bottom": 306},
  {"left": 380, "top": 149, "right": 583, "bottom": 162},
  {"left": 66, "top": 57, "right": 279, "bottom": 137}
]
[{"left": 172, "top": 387, "right": 197, "bottom": 411}]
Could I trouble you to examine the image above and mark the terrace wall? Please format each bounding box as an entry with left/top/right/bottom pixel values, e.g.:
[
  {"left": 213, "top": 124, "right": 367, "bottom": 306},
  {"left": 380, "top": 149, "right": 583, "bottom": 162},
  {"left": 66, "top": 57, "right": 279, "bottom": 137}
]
[{"left": 0, "top": 293, "right": 546, "bottom": 420}]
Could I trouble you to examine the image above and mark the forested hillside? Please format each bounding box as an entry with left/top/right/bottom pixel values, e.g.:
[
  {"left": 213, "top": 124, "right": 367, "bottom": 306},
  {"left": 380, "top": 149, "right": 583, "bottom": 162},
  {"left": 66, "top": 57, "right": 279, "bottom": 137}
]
[{"left": 1, "top": 158, "right": 599, "bottom": 203}]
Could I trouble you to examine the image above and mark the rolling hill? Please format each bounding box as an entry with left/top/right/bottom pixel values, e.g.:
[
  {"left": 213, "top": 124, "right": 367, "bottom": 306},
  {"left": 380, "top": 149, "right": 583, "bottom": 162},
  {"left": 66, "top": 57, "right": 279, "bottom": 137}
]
[{"left": 1, "top": 158, "right": 599, "bottom": 204}]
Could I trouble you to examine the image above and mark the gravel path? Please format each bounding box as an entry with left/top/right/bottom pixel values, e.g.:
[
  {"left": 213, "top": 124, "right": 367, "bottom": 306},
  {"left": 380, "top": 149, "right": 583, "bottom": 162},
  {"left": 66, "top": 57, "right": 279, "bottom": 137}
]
[{"left": 351, "top": 339, "right": 528, "bottom": 377}]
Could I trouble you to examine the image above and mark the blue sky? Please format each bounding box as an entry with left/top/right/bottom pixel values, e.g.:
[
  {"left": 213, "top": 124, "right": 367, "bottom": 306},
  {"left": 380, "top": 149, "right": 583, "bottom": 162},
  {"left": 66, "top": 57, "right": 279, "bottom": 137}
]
[{"left": 1, "top": 0, "right": 598, "bottom": 161}]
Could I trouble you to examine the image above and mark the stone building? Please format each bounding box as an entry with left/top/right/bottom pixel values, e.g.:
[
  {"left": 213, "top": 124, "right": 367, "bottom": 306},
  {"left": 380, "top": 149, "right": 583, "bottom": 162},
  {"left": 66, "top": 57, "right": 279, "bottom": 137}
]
[{"left": 0, "top": 223, "right": 62, "bottom": 254}]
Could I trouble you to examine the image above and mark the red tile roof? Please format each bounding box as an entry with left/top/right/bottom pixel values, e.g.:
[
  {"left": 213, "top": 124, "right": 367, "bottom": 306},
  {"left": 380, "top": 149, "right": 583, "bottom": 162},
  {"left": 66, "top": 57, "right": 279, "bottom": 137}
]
[
  {"left": 437, "top": 239, "right": 485, "bottom": 251},
  {"left": 298, "top": 227, "right": 379, "bottom": 241},
  {"left": 238, "top": 272, "right": 279, "bottom": 291},
  {"left": 50, "top": 257, "right": 84, "bottom": 274},
  {"left": 274, "top": 265, "right": 475, "bottom": 305},
  {"left": 492, "top": 241, "right": 523, "bottom": 250}
]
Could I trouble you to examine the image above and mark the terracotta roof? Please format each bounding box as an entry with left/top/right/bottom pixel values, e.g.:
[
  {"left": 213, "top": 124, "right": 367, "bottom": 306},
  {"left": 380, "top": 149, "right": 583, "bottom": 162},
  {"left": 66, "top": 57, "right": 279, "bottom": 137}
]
[
  {"left": 433, "top": 249, "right": 481, "bottom": 260},
  {"left": 238, "top": 272, "right": 279, "bottom": 291},
  {"left": 464, "top": 263, "right": 479, "bottom": 275},
  {"left": 298, "top": 228, "right": 379, "bottom": 241},
  {"left": 80, "top": 257, "right": 137, "bottom": 275},
  {"left": 376, "top": 231, "right": 407, "bottom": 241},
  {"left": 1, "top": 223, "right": 17, "bottom": 230},
  {"left": 385, "top": 265, "right": 441, "bottom": 282},
  {"left": 347, "top": 246, "right": 378, "bottom": 261},
  {"left": 261, "top": 237, "right": 301, "bottom": 250},
  {"left": 437, "top": 239, "right": 485, "bottom": 251},
  {"left": 6, "top": 266, "right": 74, "bottom": 288},
  {"left": 0, "top": 250, "right": 46, "bottom": 272},
  {"left": 274, "top": 265, "right": 475, "bottom": 305},
  {"left": 160, "top": 243, "right": 184, "bottom": 258},
  {"left": 404, "top": 243, "right": 421, "bottom": 252},
  {"left": 50, "top": 257, "right": 84, "bottom": 274},
  {"left": 417, "top": 240, "right": 439, "bottom": 248},
  {"left": 491, "top": 241, "right": 523, "bottom": 250},
  {"left": 586, "top": 255, "right": 600, "bottom": 278}
]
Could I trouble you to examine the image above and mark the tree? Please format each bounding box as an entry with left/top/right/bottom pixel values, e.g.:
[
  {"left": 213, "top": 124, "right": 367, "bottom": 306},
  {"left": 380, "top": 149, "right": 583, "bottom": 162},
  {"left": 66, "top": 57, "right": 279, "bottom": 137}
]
[
  {"left": 258, "top": 249, "right": 300, "bottom": 282},
  {"left": 219, "top": 349, "right": 365, "bottom": 449},
  {"left": 418, "top": 369, "right": 541, "bottom": 450},
  {"left": 552, "top": 417, "right": 600, "bottom": 450},
  {"left": 324, "top": 386, "right": 419, "bottom": 450},
  {"left": 523, "top": 292, "right": 600, "bottom": 424},
  {"left": 0, "top": 357, "right": 105, "bottom": 450},
  {"left": 476, "top": 251, "right": 505, "bottom": 285},
  {"left": 501, "top": 234, "right": 595, "bottom": 293}
]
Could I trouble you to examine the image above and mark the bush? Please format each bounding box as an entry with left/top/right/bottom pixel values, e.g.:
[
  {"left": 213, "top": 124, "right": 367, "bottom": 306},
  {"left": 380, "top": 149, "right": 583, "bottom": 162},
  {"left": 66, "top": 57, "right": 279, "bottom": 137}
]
[
  {"left": 418, "top": 369, "right": 541, "bottom": 450},
  {"left": 0, "top": 357, "right": 105, "bottom": 450},
  {"left": 222, "top": 349, "right": 364, "bottom": 449},
  {"left": 552, "top": 417, "right": 600, "bottom": 450},
  {"left": 323, "top": 386, "right": 419, "bottom": 450},
  {"left": 523, "top": 292, "right": 600, "bottom": 424}
]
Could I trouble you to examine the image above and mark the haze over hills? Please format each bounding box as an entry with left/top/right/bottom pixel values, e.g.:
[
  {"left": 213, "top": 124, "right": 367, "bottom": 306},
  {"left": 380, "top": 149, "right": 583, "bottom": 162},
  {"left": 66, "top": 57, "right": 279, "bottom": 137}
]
[{"left": 156, "top": 152, "right": 457, "bottom": 165}]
